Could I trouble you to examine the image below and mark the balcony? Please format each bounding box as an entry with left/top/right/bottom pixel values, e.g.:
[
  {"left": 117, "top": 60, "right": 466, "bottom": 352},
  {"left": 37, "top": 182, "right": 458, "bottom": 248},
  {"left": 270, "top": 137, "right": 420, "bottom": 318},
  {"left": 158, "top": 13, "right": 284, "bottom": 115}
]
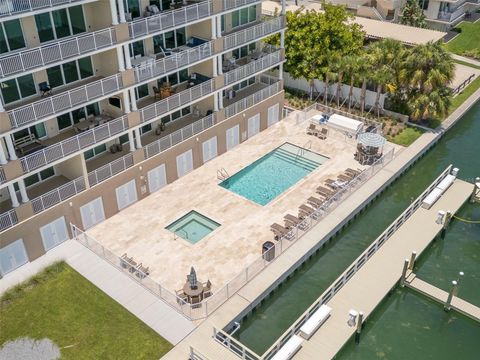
[
  {"left": 224, "top": 46, "right": 283, "bottom": 86},
  {"left": 224, "top": 75, "right": 281, "bottom": 118},
  {"left": 144, "top": 112, "right": 215, "bottom": 159},
  {"left": 223, "top": 16, "right": 285, "bottom": 51},
  {"left": 133, "top": 40, "right": 213, "bottom": 84},
  {"left": 0, "top": 0, "right": 94, "bottom": 18},
  {"left": 6, "top": 74, "right": 122, "bottom": 130},
  {"left": 223, "top": 0, "right": 260, "bottom": 11},
  {"left": 139, "top": 76, "right": 215, "bottom": 124},
  {"left": 0, "top": 27, "right": 116, "bottom": 79},
  {"left": 19, "top": 114, "right": 128, "bottom": 173},
  {"left": 128, "top": 0, "right": 212, "bottom": 40},
  {"left": 0, "top": 209, "right": 17, "bottom": 232}
]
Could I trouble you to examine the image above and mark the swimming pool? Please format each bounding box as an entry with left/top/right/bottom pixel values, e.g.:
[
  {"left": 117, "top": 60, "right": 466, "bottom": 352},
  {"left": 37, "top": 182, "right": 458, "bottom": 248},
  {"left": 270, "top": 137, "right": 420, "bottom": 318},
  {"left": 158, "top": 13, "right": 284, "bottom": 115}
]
[
  {"left": 166, "top": 210, "right": 220, "bottom": 244},
  {"left": 220, "top": 143, "right": 328, "bottom": 205}
]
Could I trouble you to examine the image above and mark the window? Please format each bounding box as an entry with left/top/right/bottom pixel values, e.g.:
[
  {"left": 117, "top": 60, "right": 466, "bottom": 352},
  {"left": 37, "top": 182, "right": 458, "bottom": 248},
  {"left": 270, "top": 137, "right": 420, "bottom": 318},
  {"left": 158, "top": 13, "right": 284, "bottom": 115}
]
[
  {"left": 57, "top": 103, "right": 100, "bottom": 130},
  {"left": 0, "top": 20, "right": 25, "bottom": 54},
  {"left": 0, "top": 74, "right": 36, "bottom": 104},
  {"left": 231, "top": 5, "right": 257, "bottom": 29},
  {"left": 153, "top": 27, "right": 187, "bottom": 53},
  {"left": 35, "top": 6, "right": 86, "bottom": 43},
  {"left": 157, "top": 69, "right": 189, "bottom": 88},
  {"left": 159, "top": 106, "right": 190, "bottom": 124},
  {"left": 418, "top": 0, "right": 429, "bottom": 10},
  {"left": 46, "top": 56, "right": 94, "bottom": 88},
  {"left": 124, "top": 0, "right": 141, "bottom": 19},
  {"left": 23, "top": 167, "right": 55, "bottom": 188},
  {"left": 140, "top": 123, "right": 152, "bottom": 134},
  {"left": 135, "top": 84, "right": 149, "bottom": 99},
  {"left": 129, "top": 40, "right": 145, "bottom": 58},
  {"left": 232, "top": 43, "right": 256, "bottom": 60},
  {"left": 13, "top": 123, "right": 47, "bottom": 142},
  {"left": 84, "top": 143, "right": 107, "bottom": 160}
]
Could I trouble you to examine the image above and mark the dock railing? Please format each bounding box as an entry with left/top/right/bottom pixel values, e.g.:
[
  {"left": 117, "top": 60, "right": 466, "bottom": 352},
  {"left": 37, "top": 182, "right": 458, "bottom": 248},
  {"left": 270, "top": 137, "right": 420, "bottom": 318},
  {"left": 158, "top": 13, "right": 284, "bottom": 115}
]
[{"left": 260, "top": 164, "right": 454, "bottom": 360}]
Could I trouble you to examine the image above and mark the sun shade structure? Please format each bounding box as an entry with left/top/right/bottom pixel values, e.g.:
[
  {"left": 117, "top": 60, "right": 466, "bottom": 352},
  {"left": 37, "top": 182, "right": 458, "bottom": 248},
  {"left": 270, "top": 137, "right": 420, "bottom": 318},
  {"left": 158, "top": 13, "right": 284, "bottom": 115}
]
[{"left": 357, "top": 132, "right": 386, "bottom": 148}]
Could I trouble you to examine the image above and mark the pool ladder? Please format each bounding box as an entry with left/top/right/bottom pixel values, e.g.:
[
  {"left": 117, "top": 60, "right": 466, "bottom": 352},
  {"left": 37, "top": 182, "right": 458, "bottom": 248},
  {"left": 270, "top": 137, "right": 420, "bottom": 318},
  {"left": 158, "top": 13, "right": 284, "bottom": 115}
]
[
  {"left": 174, "top": 229, "right": 188, "bottom": 240},
  {"left": 217, "top": 168, "right": 229, "bottom": 181},
  {"left": 295, "top": 140, "right": 312, "bottom": 160}
]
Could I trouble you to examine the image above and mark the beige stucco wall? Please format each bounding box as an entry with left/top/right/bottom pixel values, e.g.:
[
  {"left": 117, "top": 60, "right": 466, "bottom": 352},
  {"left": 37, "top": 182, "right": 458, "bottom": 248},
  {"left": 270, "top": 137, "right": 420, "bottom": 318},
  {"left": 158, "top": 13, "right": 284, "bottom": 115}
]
[{"left": 56, "top": 154, "right": 86, "bottom": 180}]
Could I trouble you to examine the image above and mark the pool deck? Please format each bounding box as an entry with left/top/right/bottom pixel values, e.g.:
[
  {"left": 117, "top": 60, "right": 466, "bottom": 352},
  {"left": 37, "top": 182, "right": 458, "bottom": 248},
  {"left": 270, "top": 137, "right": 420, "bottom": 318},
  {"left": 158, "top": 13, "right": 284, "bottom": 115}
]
[
  {"left": 293, "top": 179, "right": 473, "bottom": 360},
  {"left": 87, "top": 113, "right": 398, "bottom": 293}
]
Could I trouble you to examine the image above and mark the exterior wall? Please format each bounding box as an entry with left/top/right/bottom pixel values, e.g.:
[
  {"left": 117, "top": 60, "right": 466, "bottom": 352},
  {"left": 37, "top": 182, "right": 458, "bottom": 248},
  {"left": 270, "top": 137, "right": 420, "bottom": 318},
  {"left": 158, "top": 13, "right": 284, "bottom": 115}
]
[
  {"left": 0, "top": 91, "right": 284, "bottom": 264},
  {"left": 425, "top": 1, "right": 442, "bottom": 19}
]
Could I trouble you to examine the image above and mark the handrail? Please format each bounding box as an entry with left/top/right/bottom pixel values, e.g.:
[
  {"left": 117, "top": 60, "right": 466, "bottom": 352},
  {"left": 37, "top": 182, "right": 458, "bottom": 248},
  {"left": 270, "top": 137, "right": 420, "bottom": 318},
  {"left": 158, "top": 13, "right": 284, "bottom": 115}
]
[
  {"left": 144, "top": 114, "right": 216, "bottom": 159},
  {"left": 223, "top": 16, "right": 285, "bottom": 50},
  {"left": 223, "top": 0, "right": 260, "bottom": 11},
  {"left": 217, "top": 167, "right": 229, "bottom": 180},
  {"left": 134, "top": 42, "right": 213, "bottom": 83},
  {"left": 140, "top": 79, "right": 214, "bottom": 123},
  {"left": 31, "top": 176, "right": 86, "bottom": 214},
  {"left": 0, "top": 0, "right": 86, "bottom": 17},
  {"left": 8, "top": 74, "right": 123, "bottom": 129},
  {"left": 261, "top": 165, "right": 454, "bottom": 360},
  {"left": 87, "top": 152, "right": 134, "bottom": 187},
  {"left": 0, "top": 27, "right": 117, "bottom": 78},
  {"left": 0, "top": 209, "right": 18, "bottom": 232},
  {"left": 0, "top": 167, "right": 5, "bottom": 184},
  {"left": 20, "top": 115, "right": 129, "bottom": 173},
  {"left": 128, "top": 0, "right": 212, "bottom": 39}
]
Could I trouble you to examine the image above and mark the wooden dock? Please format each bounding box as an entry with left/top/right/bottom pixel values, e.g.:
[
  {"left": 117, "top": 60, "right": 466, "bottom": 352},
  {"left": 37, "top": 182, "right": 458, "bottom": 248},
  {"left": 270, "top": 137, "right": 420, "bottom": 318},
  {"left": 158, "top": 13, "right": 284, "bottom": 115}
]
[
  {"left": 293, "top": 179, "right": 473, "bottom": 360},
  {"left": 405, "top": 273, "right": 480, "bottom": 322}
]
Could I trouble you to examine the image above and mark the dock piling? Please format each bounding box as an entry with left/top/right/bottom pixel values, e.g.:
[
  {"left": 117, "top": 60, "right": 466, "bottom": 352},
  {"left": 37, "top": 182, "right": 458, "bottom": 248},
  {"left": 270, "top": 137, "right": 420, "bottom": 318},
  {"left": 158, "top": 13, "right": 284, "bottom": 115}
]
[
  {"left": 441, "top": 210, "right": 452, "bottom": 238},
  {"left": 444, "top": 280, "right": 458, "bottom": 311},
  {"left": 408, "top": 251, "right": 417, "bottom": 270},
  {"left": 470, "top": 178, "right": 480, "bottom": 203},
  {"left": 400, "top": 259, "right": 409, "bottom": 287},
  {"left": 355, "top": 312, "right": 364, "bottom": 344}
]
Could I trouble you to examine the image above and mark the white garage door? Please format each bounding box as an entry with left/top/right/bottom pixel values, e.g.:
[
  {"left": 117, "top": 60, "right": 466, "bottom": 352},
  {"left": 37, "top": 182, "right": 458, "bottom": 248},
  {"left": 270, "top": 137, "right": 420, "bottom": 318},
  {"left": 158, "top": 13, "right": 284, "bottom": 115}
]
[
  {"left": 176, "top": 149, "right": 193, "bottom": 178},
  {"left": 247, "top": 113, "right": 260, "bottom": 138},
  {"left": 226, "top": 125, "right": 240, "bottom": 150},
  {"left": 148, "top": 164, "right": 167, "bottom": 193},
  {"left": 202, "top": 136, "right": 218, "bottom": 163},
  {"left": 80, "top": 197, "right": 105, "bottom": 230},
  {"left": 40, "top": 216, "right": 69, "bottom": 252},
  {"left": 0, "top": 239, "right": 28, "bottom": 276},
  {"left": 267, "top": 103, "right": 280, "bottom": 127},
  {"left": 116, "top": 179, "right": 138, "bottom": 210}
]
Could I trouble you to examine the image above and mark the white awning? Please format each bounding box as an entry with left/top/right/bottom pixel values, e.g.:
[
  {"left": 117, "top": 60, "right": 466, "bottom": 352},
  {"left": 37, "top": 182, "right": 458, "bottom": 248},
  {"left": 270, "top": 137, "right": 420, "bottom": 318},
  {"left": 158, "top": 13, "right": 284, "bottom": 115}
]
[{"left": 327, "top": 114, "right": 364, "bottom": 134}]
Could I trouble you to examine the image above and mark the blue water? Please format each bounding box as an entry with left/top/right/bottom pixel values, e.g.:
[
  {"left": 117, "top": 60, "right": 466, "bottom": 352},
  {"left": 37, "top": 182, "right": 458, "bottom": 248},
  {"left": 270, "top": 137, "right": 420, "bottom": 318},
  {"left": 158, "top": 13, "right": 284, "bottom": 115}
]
[
  {"left": 220, "top": 144, "right": 327, "bottom": 205},
  {"left": 166, "top": 210, "right": 220, "bottom": 244}
]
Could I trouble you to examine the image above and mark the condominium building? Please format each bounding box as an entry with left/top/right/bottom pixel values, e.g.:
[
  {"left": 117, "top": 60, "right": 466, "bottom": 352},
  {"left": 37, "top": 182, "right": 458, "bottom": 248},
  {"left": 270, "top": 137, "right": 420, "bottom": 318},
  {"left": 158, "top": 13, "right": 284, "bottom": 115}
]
[{"left": 0, "top": 0, "right": 286, "bottom": 276}]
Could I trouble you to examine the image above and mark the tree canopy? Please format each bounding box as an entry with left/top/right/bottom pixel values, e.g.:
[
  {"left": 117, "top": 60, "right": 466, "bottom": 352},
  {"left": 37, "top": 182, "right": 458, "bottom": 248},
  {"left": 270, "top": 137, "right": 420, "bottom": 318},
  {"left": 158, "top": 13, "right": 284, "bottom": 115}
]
[{"left": 400, "top": 0, "right": 427, "bottom": 28}]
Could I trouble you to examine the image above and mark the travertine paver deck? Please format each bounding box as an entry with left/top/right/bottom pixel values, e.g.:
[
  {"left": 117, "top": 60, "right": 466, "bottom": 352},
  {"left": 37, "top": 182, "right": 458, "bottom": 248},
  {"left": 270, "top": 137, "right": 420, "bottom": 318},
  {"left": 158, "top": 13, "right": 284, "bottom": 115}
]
[
  {"left": 87, "top": 114, "right": 400, "bottom": 293},
  {"left": 405, "top": 274, "right": 480, "bottom": 322},
  {"left": 294, "top": 179, "right": 473, "bottom": 360}
]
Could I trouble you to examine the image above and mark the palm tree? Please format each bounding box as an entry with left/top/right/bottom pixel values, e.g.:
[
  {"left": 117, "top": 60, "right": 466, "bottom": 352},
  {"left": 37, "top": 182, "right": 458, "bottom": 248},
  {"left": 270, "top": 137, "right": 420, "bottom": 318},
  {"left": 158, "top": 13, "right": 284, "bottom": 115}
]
[
  {"left": 409, "top": 86, "right": 452, "bottom": 121},
  {"left": 334, "top": 56, "right": 349, "bottom": 107}
]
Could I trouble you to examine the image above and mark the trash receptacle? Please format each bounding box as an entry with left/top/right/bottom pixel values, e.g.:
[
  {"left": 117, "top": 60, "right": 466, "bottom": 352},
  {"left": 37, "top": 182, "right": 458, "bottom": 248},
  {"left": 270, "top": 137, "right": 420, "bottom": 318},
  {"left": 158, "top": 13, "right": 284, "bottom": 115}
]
[{"left": 262, "top": 241, "right": 275, "bottom": 262}]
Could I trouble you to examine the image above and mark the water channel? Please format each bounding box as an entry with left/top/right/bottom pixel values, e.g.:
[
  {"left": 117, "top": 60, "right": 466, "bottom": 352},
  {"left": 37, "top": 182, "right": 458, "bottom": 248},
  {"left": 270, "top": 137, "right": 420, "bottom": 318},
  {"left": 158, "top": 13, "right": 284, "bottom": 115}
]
[{"left": 234, "top": 102, "right": 480, "bottom": 356}]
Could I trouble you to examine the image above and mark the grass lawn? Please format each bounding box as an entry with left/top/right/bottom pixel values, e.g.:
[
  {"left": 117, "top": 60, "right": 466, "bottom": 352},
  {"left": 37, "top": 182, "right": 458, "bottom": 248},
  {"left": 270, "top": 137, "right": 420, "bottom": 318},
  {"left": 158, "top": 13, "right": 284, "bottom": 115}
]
[
  {"left": 445, "top": 21, "right": 480, "bottom": 54},
  {"left": 454, "top": 59, "right": 480, "bottom": 70},
  {"left": 448, "top": 76, "right": 480, "bottom": 115},
  {"left": 0, "top": 262, "right": 172, "bottom": 359},
  {"left": 386, "top": 126, "right": 424, "bottom": 146}
]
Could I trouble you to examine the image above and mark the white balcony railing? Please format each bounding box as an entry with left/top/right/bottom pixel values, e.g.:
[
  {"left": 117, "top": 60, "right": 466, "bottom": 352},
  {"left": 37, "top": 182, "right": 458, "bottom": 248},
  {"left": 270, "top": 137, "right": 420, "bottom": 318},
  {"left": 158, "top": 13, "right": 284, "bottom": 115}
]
[
  {"left": 140, "top": 79, "right": 215, "bottom": 123},
  {"left": 31, "top": 177, "right": 86, "bottom": 214},
  {"left": 225, "top": 48, "right": 282, "bottom": 85},
  {"left": 8, "top": 74, "right": 123, "bottom": 129},
  {"left": 0, "top": 209, "right": 18, "bottom": 232},
  {"left": 144, "top": 113, "right": 215, "bottom": 159},
  {"left": 20, "top": 116, "right": 129, "bottom": 173},
  {"left": 0, "top": 27, "right": 116, "bottom": 78},
  {"left": 128, "top": 0, "right": 212, "bottom": 39},
  {"left": 223, "top": 16, "right": 285, "bottom": 50},
  {"left": 87, "top": 152, "right": 134, "bottom": 187},
  {"left": 0, "top": 167, "right": 5, "bottom": 184},
  {"left": 0, "top": 0, "right": 87, "bottom": 17},
  {"left": 134, "top": 42, "right": 213, "bottom": 83},
  {"left": 225, "top": 79, "right": 281, "bottom": 118},
  {"left": 223, "top": 0, "right": 260, "bottom": 11}
]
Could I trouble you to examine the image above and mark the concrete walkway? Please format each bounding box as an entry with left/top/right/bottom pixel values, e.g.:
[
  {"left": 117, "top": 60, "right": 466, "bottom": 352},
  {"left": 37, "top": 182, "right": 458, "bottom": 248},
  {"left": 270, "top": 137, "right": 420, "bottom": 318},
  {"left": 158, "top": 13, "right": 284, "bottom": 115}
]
[
  {"left": 0, "top": 240, "right": 195, "bottom": 345},
  {"left": 452, "top": 54, "right": 480, "bottom": 68}
]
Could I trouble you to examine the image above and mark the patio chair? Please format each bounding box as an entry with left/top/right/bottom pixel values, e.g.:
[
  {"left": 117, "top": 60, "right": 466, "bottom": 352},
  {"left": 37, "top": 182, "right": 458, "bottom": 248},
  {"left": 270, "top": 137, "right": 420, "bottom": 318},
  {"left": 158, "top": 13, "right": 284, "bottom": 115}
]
[
  {"left": 270, "top": 222, "right": 290, "bottom": 240},
  {"left": 345, "top": 168, "right": 361, "bottom": 177},
  {"left": 285, "top": 214, "right": 309, "bottom": 231},
  {"left": 337, "top": 174, "right": 352, "bottom": 182},
  {"left": 298, "top": 204, "right": 314, "bottom": 217},
  {"left": 153, "top": 86, "right": 161, "bottom": 99},
  {"left": 307, "top": 196, "right": 324, "bottom": 208},
  {"left": 307, "top": 123, "right": 319, "bottom": 136},
  {"left": 317, "top": 127, "right": 328, "bottom": 140},
  {"left": 135, "top": 263, "right": 150, "bottom": 279},
  {"left": 176, "top": 292, "right": 188, "bottom": 304},
  {"left": 39, "top": 82, "right": 52, "bottom": 96},
  {"left": 160, "top": 45, "right": 173, "bottom": 57},
  {"left": 316, "top": 186, "right": 335, "bottom": 199}
]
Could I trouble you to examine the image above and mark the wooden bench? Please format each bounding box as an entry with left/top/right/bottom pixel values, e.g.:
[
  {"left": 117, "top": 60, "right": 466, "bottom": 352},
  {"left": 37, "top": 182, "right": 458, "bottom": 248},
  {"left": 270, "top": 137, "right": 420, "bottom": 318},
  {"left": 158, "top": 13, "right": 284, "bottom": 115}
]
[
  {"left": 299, "top": 304, "right": 332, "bottom": 340},
  {"left": 14, "top": 134, "right": 43, "bottom": 155}
]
